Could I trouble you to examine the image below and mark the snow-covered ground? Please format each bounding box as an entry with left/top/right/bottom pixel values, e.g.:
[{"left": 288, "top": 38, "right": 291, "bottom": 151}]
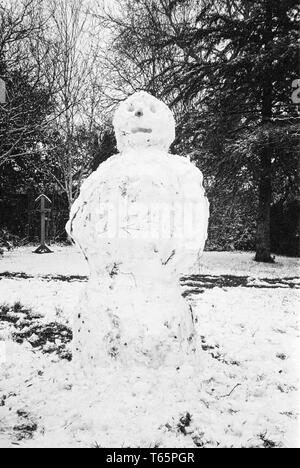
[
  {"left": 0, "top": 245, "right": 299, "bottom": 278},
  {"left": 0, "top": 247, "right": 299, "bottom": 448}
]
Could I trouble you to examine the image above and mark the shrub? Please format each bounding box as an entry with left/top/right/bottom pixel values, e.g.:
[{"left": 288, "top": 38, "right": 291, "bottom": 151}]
[{"left": 0, "top": 228, "right": 20, "bottom": 255}]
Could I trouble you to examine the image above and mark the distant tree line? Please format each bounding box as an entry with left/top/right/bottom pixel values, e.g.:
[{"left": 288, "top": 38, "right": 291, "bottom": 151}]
[{"left": 0, "top": 0, "right": 299, "bottom": 259}]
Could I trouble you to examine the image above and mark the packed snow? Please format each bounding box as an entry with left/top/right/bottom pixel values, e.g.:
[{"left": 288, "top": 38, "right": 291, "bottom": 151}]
[
  {"left": 66, "top": 92, "right": 209, "bottom": 369},
  {"left": 0, "top": 247, "right": 299, "bottom": 448},
  {"left": 113, "top": 91, "right": 176, "bottom": 152}
]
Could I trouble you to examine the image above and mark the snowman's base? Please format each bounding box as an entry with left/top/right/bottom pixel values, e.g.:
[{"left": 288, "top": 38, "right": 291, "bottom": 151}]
[{"left": 73, "top": 279, "right": 197, "bottom": 371}]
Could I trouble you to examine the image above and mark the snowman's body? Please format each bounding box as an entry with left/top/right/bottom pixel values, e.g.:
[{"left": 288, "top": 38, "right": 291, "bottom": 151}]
[{"left": 67, "top": 92, "right": 209, "bottom": 369}]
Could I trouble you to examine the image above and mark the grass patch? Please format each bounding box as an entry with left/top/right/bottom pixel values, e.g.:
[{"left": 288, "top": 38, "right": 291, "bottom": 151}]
[
  {"left": 13, "top": 410, "right": 38, "bottom": 441},
  {"left": 0, "top": 302, "right": 72, "bottom": 361}
]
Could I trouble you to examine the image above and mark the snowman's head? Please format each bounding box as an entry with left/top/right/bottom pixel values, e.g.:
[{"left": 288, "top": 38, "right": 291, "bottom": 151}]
[{"left": 113, "top": 91, "right": 175, "bottom": 152}]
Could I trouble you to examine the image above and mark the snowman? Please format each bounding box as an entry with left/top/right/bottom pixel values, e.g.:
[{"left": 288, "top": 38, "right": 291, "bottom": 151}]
[{"left": 67, "top": 91, "right": 209, "bottom": 370}]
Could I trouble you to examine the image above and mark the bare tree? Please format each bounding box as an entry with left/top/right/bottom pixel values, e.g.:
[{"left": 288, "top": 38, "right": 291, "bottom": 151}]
[
  {"left": 0, "top": 0, "right": 55, "bottom": 168},
  {"left": 40, "top": 0, "right": 105, "bottom": 212}
]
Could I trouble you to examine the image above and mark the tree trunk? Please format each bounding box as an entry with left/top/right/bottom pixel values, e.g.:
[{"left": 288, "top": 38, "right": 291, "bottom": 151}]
[
  {"left": 297, "top": 155, "right": 300, "bottom": 257},
  {"left": 255, "top": 144, "right": 273, "bottom": 262},
  {"left": 255, "top": 0, "right": 274, "bottom": 263},
  {"left": 66, "top": 196, "right": 74, "bottom": 244}
]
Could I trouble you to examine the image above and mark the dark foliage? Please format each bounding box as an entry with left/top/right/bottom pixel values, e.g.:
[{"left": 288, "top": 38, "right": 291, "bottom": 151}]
[{"left": 102, "top": 0, "right": 300, "bottom": 258}]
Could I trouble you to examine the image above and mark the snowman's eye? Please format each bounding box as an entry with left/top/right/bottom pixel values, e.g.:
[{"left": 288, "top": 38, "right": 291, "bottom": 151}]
[
  {"left": 128, "top": 104, "right": 134, "bottom": 112},
  {"left": 150, "top": 104, "right": 156, "bottom": 113}
]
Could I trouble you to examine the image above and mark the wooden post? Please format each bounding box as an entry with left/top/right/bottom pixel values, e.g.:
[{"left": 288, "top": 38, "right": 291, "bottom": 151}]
[
  {"left": 0, "top": 78, "right": 6, "bottom": 104},
  {"left": 34, "top": 194, "right": 53, "bottom": 254}
]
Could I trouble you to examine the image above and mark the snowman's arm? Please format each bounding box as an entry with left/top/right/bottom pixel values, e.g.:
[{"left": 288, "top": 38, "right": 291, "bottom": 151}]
[
  {"left": 66, "top": 170, "right": 100, "bottom": 238},
  {"left": 67, "top": 154, "right": 121, "bottom": 240},
  {"left": 162, "top": 162, "right": 209, "bottom": 275}
]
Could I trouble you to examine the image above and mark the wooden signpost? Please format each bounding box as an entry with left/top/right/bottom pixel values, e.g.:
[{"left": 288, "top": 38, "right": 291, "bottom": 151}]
[
  {"left": 34, "top": 194, "right": 53, "bottom": 254},
  {"left": 0, "top": 78, "right": 6, "bottom": 104}
]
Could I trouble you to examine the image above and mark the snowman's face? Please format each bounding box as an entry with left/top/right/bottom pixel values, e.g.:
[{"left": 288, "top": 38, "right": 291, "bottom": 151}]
[{"left": 113, "top": 91, "right": 175, "bottom": 152}]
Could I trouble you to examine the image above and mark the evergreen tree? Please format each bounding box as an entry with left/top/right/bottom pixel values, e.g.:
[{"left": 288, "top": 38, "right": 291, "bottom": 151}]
[{"left": 103, "top": 0, "right": 300, "bottom": 260}]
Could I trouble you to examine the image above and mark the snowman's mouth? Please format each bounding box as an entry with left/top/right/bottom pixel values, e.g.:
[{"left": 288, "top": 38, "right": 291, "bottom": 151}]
[{"left": 132, "top": 128, "right": 152, "bottom": 134}]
